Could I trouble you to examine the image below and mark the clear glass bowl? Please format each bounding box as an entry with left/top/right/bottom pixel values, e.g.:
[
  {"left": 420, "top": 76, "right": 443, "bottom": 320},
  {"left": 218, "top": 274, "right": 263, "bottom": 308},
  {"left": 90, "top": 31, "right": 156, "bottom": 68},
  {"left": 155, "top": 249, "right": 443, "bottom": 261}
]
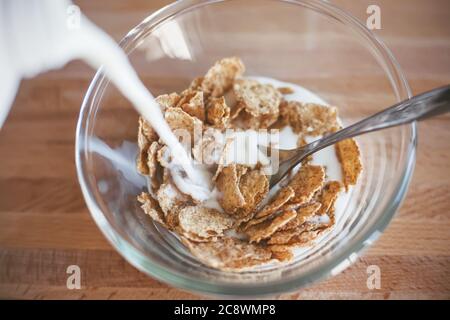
[{"left": 76, "top": 0, "right": 416, "bottom": 296}]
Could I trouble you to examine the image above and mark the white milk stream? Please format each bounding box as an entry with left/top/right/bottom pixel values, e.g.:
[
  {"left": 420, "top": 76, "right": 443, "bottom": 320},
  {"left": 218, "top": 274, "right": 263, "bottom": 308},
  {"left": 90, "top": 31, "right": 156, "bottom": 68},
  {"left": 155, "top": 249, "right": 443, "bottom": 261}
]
[{"left": 0, "top": 0, "right": 211, "bottom": 200}]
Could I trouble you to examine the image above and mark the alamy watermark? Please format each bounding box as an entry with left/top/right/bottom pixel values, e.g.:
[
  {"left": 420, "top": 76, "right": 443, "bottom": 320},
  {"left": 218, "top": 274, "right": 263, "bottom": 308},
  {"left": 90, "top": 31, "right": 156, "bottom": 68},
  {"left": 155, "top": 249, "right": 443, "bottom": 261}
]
[
  {"left": 366, "top": 264, "right": 381, "bottom": 290},
  {"left": 66, "top": 4, "right": 81, "bottom": 30},
  {"left": 66, "top": 265, "right": 81, "bottom": 290},
  {"left": 366, "top": 5, "right": 382, "bottom": 30}
]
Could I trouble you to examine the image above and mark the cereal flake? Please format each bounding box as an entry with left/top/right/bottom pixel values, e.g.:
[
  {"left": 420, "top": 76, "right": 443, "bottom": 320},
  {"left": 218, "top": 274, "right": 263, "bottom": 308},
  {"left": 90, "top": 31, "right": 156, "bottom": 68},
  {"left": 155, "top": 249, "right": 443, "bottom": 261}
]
[
  {"left": 280, "top": 101, "right": 339, "bottom": 136},
  {"left": 335, "top": 138, "right": 362, "bottom": 191},
  {"left": 201, "top": 57, "right": 245, "bottom": 97},
  {"left": 181, "top": 237, "right": 272, "bottom": 271},
  {"left": 177, "top": 206, "right": 234, "bottom": 241}
]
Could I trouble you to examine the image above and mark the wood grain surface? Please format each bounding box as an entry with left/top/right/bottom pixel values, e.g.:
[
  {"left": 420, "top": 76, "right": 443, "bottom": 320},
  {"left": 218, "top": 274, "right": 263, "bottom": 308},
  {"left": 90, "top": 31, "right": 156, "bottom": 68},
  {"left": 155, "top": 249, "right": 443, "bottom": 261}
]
[{"left": 0, "top": 0, "right": 449, "bottom": 299}]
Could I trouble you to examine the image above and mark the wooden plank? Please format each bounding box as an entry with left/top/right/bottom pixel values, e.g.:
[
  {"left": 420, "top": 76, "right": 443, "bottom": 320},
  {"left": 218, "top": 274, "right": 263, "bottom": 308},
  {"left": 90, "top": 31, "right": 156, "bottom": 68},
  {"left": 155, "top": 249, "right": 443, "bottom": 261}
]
[{"left": 0, "top": 248, "right": 448, "bottom": 299}]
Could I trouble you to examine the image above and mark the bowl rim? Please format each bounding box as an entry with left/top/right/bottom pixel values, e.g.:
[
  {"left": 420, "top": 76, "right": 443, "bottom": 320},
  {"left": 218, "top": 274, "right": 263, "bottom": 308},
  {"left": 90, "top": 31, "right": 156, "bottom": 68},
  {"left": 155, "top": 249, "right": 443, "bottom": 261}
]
[{"left": 75, "top": 0, "right": 417, "bottom": 296}]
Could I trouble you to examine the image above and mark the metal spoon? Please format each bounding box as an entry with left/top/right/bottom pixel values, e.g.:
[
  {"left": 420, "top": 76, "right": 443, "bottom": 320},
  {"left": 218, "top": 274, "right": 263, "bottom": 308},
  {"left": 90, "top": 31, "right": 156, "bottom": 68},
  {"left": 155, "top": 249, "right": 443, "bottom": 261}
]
[{"left": 266, "top": 84, "right": 450, "bottom": 189}]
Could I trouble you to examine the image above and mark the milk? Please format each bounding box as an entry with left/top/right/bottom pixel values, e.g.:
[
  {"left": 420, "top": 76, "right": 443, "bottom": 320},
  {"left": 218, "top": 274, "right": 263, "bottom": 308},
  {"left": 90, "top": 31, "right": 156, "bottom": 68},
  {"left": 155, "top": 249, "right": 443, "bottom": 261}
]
[{"left": 0, "top": 0, "right": 212, "bottom": 199}]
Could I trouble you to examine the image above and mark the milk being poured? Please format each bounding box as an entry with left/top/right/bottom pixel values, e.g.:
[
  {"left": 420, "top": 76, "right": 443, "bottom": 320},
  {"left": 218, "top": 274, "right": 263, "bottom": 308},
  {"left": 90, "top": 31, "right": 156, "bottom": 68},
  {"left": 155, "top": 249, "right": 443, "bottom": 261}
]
[{"left": 0, "top": 0, "right": 212, "bottom": 201}]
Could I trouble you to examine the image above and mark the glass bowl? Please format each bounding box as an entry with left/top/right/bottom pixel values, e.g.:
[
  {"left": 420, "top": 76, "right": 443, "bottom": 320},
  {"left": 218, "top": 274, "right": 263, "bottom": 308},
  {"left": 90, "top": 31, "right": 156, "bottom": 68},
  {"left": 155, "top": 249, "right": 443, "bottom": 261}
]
[{"left": 76, "top": 0, "right": 416, "bottom": 296}]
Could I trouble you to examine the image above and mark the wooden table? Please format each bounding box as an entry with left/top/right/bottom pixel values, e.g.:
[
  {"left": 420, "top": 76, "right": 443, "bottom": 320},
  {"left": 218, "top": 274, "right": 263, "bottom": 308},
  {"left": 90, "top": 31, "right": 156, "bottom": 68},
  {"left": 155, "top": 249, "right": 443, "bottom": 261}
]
[{"left": 0, "top": 0, "right": 449, "bottom": 299}]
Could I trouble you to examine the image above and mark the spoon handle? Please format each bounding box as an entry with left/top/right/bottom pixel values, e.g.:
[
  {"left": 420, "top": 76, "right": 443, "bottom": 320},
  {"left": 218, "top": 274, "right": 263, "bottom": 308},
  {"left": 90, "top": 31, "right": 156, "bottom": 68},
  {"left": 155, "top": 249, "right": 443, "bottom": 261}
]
[{"left": 305, "top": 84, "right": 450, "bottom": 156}]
